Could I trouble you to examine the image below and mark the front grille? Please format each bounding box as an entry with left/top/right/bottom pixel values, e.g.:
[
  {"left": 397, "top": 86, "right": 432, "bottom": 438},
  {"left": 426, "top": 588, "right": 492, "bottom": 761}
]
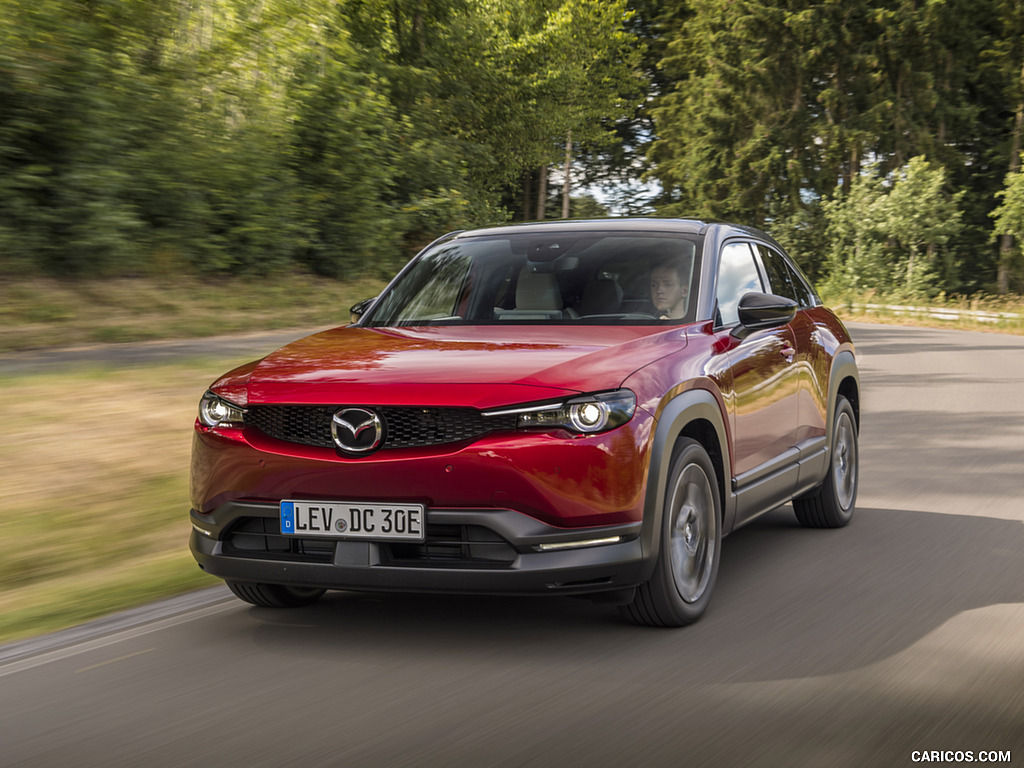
[
  {"left": 381, "top": 524, "right": 517, "bottom": 568},
  {"left": 245, "top": 405, "right": 518, "bottom": 451},
  {"left": 246, "top": 406, "right": 335, "bottom": 448},
  {"left": 221, "top": 518, "right": 518, "bottom": 569},
  {"left": 223, "top": 517, "right": 334, "bottom": 563}
]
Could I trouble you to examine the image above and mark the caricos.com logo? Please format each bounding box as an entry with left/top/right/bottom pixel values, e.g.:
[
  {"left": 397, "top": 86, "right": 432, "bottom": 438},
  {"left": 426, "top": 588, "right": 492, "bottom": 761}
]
[{"left": 911, "top": 751, "right": 1011, "bottom": 763}]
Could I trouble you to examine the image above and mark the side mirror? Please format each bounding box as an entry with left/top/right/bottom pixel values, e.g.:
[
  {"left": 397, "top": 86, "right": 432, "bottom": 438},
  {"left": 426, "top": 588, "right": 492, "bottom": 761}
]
[
  {"left": 736, "top": 292, "right": 797, "bottom": 331},
  {"left": 349, "top": 297, "right": 376, "bottom": 325}
]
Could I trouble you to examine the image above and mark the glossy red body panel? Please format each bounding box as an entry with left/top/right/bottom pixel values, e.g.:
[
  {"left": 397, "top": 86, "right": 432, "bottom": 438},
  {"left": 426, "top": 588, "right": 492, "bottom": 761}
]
[
  {"left": 619, "top": 324, "right": 723, "bottom": 417},
  {"left": 210, "top": 359, "right": 260, "bottom": 407},
  {"left": 721, "top": 324, "right": 801, "bottom": 476},
  {"left": 796, "top": 306, "right": 854, "bottom": 443},
  {"left": 214, "top": 325, "right": 686, "bottom": 408},
  {"left": 191, "top": 408, "right": 654, "bottom": 528},
  {"left": 196, "top": 310, "right": 853, "bottom": 528},
  {"left": 620, "top": 314, "right": 852, "bottom": 479}
]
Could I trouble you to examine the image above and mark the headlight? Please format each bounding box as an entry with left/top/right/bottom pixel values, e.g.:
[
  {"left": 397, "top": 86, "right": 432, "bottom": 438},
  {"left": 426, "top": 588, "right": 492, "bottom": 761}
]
[
  {"left": 198, "top": 392, "right": 246, "bottom": 428},
  {"left": 484, "top": 390, "right": 635, "bottom": 435}
]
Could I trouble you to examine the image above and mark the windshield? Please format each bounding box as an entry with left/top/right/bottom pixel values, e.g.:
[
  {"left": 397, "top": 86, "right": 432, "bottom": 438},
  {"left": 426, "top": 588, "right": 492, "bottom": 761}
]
[{"left": 364, "top": 231, "right": 703, "bottom": 327}]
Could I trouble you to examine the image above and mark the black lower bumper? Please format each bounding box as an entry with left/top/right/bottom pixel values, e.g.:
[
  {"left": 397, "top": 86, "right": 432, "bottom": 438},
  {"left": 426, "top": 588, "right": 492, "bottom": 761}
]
[{"left": 189, "top": 501, "right": 649, "bottom": 597}]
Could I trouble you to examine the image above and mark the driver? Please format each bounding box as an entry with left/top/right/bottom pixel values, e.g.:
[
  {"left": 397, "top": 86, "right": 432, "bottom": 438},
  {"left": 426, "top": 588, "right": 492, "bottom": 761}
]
[{"left": 650, "top": 255, "right": 690, "bottom": 319}]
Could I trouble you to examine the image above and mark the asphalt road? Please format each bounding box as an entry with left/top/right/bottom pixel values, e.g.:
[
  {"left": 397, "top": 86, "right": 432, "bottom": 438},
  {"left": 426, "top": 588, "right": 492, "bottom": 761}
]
[
  {"left": 0, "top": 327, "right": 333, "bottom": 376},
  {"left": 2, "top": 323, "right": 1023, "bottom": 767}
]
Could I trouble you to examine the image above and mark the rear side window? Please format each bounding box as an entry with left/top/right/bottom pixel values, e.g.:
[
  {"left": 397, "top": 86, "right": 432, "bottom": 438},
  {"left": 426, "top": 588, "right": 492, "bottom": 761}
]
[
  {"left": 716, "top": 242, "right": 763, "bottom": 326},
  {"left": 782, "top": 254, "right": 821, "bottom": 307},
  {"left": 755, "top": 244, "right": 816, "bottom": 308}
]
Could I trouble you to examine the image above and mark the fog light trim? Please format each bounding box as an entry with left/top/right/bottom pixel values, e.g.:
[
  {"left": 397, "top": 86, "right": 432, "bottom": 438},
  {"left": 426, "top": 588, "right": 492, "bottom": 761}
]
[{"left": 535, "top": 536, "right": 622, "bottom": 552}]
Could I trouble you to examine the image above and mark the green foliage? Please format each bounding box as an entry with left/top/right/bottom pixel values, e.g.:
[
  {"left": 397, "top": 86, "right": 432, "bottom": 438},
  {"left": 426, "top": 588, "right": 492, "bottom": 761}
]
[
  {"left": 0, "top": 0, "right": 643, "bottom": 278},
  {"left": 288, "top": 37, "right": 401, "bottom": 277},
  {"left": 643, "top": 0, "right": 1022, "bottom": 296},
  {"left": 5, "top": 0, "right": 1023, "bottom": 298},
  {"left": 886, "top": 158, "right": 964, "bottom": 293},
  {"left": 822, "top": 174, "right": 894, "bottom": 295},
  {"left": 0, "top": 0, "right": 147, "bottom": 275},
  {"left": 990, "top": 158, "right": 1024, "bottom": 292},
  {"left": 567, "top": 194, "right": 610, "bottom": 219},
  {"left": 649, "top": 0, "right": 823, "bottom": 223},
  {"left": 991, "top": 158, "right": 1024, "bottom": 240},
  {"left": 769, "top": 203, "right": 830, "bottom": 283},
  {"left": 823, "top": 159, "right": 963, "bottom": 299}
]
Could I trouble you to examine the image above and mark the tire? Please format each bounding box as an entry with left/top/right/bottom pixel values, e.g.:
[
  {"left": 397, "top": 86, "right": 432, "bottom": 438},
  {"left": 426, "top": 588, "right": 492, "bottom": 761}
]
[
  {"left": 226, "top": 581, "right": 326, "bottom": 608},
  {"left": 621, "top": 438, "right": 722, "bottom": 627},
  {"left": 793, "top": 395, "right": 858, "bottom": 528}
]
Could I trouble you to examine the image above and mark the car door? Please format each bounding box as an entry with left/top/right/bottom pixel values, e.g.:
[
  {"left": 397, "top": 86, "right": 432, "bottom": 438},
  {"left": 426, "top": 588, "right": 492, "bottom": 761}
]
[
  {"left": 753, "top": 242, "right": 833, "bottom": 491},
  {"left": 753, "top": 243, "right": 828, "bottom": 447},
  {"left": 712, "top": 241, "right": 801, "bottom": 523}
]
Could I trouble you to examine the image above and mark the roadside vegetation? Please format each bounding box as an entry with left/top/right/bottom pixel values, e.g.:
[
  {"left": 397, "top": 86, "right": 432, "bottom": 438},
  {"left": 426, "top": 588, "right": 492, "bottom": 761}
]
[
  {"left": 821, "top": 291, "right": 1024, "bottom": 336},
  {"left": 4, "top": 0, "right": 1024, "bottom": 299},
  {"left": 0, "top": 361, "right": 237, "bottom": 642},
  {"left": 1, "top": 275, "right": 1021, "bottom": 360},
  {"left": 0, "top": 275, "right": 384, "bottom": 354}
]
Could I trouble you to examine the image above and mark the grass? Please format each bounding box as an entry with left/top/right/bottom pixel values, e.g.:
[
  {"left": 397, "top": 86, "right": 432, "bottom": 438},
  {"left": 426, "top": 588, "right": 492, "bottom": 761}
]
[
  {"left": 0, "top": 360, "right": 252, "bottom": 643},
  {"left": 2, "top": 275, "right": 1022, "bottom": 355},
  {"left": 0, "top": 274, "right": 385, "bottom": 353},
  {"left": 0, "top": 273, "right": 394, "bottom": 643},
  {"left": 821, "top": 290, "right": 1024, "bottom": 335}
]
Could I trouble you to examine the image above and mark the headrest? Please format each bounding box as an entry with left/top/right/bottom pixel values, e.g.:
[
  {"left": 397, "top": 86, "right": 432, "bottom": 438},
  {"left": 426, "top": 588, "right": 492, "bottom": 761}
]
[{"left": 516, "top": 267, "right": 562, "bottom": 311}]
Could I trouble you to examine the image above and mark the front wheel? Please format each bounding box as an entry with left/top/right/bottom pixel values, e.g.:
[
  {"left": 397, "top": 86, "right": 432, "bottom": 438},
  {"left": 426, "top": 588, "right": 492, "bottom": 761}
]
[
  {"left": 621, "top": 438, "right": 722, "bottom": 627},
  {"left": 793, "top": 395, "right": 858, "bottom": 528},
  {"left": 226, "top": 581, "right": 326, "bottom": 608}
]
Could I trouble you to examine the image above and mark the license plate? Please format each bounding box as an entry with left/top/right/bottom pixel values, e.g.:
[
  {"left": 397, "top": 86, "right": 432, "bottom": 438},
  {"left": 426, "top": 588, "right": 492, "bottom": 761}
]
[{"left": 280, "top": 501, "right": 425, "bottom": 541}]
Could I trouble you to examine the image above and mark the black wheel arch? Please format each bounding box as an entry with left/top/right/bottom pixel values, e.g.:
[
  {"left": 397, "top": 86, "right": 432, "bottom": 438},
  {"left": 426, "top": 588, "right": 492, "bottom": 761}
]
[
  {"left": 639, "top": 387, "right": 733, "bottom": 582},
  {"left": 828, "top": 349, "right": 861, "bottom": 441},
  {"left": 636, "top": 351, "right": 857, "bottom": 582}
]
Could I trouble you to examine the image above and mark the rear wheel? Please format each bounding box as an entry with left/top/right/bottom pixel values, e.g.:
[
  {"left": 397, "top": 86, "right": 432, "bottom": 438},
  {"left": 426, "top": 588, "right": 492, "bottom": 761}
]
[
  {"left": 226, "top": 581, "right": 326, "bottom": 608},
  {"left": 621, "top": 438, "right": 721, "bottom": 627},
  {"left": 793, "top": 395, "right": 858, "bottom": 528}
]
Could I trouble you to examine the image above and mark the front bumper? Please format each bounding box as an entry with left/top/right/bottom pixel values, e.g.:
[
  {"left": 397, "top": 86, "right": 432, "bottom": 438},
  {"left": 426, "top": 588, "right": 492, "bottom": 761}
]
[
  {"left": 190, "top": 501, "right": 648, "bottom": 596},
  {"left": 191, "top": 408, "right": 655, "bottom": 530}
]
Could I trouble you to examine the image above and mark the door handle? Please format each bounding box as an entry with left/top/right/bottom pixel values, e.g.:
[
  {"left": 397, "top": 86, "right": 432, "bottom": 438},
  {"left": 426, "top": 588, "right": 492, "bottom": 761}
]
[{"left": 781, "top": 345, "right": 796, "bottom": 362}]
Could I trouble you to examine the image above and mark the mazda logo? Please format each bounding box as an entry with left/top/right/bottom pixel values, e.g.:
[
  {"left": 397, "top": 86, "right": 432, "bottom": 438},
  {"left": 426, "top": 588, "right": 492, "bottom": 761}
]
[{"left": 331, "top": 408, "right": 384, "bottom": 455}]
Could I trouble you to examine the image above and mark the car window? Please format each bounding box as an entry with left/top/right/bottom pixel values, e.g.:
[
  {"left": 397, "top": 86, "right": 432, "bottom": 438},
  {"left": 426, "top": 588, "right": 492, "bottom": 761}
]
[
  {"left": 716, "top": 242, "right": 763, "bottom": 326},
  {"left": 371, "top": 246, "right": 474, "bottom": 323},
  {"left": 783, "top": 255, "right": 821, "bottom": 307},
  {"left": 365, "top": 233, "right": 703, "bottom": 326},
  {"left": 756, "top": 243, "right": 815, "bottom": 308}
]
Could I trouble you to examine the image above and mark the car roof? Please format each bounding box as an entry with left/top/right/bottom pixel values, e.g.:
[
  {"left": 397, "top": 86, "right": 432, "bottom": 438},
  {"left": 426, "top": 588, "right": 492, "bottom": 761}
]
[{"left": 445, "top": 217, "right": 777, "bottom": 245}]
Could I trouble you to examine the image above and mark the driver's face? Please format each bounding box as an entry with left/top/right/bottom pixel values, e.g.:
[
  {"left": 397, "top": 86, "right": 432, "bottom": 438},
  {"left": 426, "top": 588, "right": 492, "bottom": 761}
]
[{"left": 651, "top": 266, "right": 687, "bottom": 316}]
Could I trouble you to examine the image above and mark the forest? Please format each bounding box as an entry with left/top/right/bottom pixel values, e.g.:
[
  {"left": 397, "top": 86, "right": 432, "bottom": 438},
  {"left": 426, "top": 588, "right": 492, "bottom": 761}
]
[{"left": 3, "top": 0, "right": 1024, "bottom": 299}]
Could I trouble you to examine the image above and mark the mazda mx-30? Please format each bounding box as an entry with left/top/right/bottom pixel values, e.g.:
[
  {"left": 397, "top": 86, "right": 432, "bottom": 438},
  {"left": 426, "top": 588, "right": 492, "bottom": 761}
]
[{"left": 189, "top": 218, "right": 859, "bottom": 626}]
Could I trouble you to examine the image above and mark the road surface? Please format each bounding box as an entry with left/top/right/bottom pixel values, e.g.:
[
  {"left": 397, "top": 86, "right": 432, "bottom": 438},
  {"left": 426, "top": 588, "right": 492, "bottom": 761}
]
[{"left": 1, "top": 323, "right": 1022, "bottom": 767}]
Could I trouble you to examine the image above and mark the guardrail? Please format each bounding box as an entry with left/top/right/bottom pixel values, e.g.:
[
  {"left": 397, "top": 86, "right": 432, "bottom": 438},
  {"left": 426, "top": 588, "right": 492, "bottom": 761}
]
[{"left": 852, "top": 303, "right": 1022, "bottom": 324}]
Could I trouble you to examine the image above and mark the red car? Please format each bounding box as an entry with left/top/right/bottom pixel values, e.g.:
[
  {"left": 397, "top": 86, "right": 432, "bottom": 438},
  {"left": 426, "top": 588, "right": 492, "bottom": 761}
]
[{"left": 190, "top": 219, "right": 859, "bottom": 626}]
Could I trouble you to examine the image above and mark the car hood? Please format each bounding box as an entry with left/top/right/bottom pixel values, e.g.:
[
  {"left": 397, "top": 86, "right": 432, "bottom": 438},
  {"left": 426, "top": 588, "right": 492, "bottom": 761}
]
[{"left": 226, "top": 325, "right": 688, "bottom": 410}]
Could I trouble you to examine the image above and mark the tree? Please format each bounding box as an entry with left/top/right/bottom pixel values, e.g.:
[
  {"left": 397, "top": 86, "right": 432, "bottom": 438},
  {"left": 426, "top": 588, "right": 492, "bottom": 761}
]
[
  {"left": 990, "top": 153, "right": 1024, "bottom": 292},
  {"left": 884, "top": 157, "right": 964, "bottom": 294},
  {"left": 824, "top": 158, "right": 963, "bottom": 298},
  {"left": 982, "top": 0, "right": 1024, "bottom": 293},
  {"left": 0, "top": 0, "right": 173, "bottom": 275},
  {"left": 648, "top": 0, "right": 825, "bottom": 223},
  {"left": 822, "top": 173, "right": 893, "bottom": 295}
]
